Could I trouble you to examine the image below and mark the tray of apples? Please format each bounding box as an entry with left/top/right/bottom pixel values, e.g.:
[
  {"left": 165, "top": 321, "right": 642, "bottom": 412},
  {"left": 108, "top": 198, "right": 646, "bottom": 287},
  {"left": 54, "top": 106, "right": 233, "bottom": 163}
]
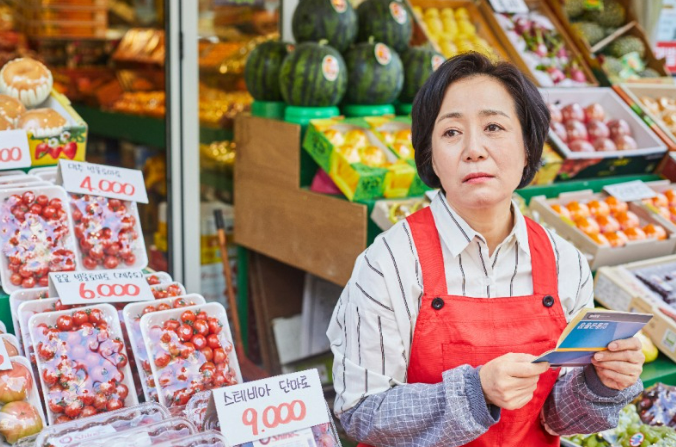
[{"left": 0, "top": 356, "right": 46, "bottom": 445}]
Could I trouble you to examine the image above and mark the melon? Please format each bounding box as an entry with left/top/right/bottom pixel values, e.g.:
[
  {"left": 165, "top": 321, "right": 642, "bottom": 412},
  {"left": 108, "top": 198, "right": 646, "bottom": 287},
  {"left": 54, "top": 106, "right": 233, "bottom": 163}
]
[
  {"left": 398, "top": 47, "right": 445, "bottom": 103},
  {"left": 292, "top": 0, "right": 358, "bottom": 53},
  {"left": 357, "top": 0, "right": 413, "bottom": 53},
  {"left": 344, "top": 41, "right": 403, "bottom": 105},
  {"left": 244, "top": 41, "right": 291, "bottom": 102}
]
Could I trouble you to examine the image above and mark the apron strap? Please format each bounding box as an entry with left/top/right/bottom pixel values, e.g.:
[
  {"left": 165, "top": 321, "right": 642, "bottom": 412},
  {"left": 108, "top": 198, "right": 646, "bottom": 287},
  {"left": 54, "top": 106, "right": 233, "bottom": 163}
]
[
  {"left": 406, "top": 207, "right": 448, "bottom": 297},
  {"left": 524, "top": 217, "right": 558, "bottom": 296}
]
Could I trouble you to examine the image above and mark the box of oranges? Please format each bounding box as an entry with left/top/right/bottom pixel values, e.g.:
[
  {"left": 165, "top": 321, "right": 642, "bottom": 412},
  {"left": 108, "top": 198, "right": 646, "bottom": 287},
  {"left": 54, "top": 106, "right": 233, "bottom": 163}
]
[
  {"left": 304, "top": 117, "right": 427, "bottom": 201},
  {"left": 530, "top": 191, "right": 676, "bottom": 270}
]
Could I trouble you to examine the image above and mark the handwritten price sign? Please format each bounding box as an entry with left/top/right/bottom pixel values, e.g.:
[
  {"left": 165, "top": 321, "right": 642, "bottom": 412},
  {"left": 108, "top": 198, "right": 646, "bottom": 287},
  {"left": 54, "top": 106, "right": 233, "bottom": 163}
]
[
  {"left": 212, "top": 370, "right": 329, "bottom": 446},
  {"left": 57, "top": 160, "right": 149, "bottom": 203},
  {"left": 0, "top": 130, "right": 31, "bottom": 170},
  {"left": 603, "top": 180, "right": 657, "bottom": 202},
  {"left": 49, "top": 269, "right": 153, "bottom": 305}
]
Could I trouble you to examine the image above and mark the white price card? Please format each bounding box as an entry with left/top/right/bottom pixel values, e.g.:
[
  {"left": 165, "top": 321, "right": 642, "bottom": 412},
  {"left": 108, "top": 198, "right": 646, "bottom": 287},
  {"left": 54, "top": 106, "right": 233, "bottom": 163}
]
[
  {"left": 603, "top": 180, "right": 657, "bottom": 203},
  {"left": 57, "top": 160, "right": 149, "bottom": 203},
  {"left": 0, "top": 339, "right": 11, "bottom": 371},
  {"left": 488, "top": 0, "right": 528, "bottom": 13},
  {"left": 211, "top": 369, "right": 329, "bottom": 446},
  {"left": 0, "top": 130, "right": 31, "bottom": 171},
  {"left": 48, "top": 269, "right": 154, "bottom": 305}
]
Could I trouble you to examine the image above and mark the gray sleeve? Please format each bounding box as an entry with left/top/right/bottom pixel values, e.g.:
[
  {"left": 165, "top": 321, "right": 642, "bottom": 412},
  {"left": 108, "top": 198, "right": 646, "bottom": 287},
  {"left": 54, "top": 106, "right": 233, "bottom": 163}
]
[
  {"left": 542, "top": 365, "right": 643, "bottom": 436},
  {"left": 339, "top": 365, "right": 500, "bottom": 447}
]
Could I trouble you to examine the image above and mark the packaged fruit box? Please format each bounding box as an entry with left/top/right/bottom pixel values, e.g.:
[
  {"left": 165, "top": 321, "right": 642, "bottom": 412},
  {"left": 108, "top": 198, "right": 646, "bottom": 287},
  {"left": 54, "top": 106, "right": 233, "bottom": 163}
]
[
  {"left": 303, "top": 117, "right": 425, "bottom": 201},
  {"left": 18, "top": 298, "right": 76, "bottom": 366},
  {"left": 123, "top": 295, "right": 206, "bottom": 403},
  {"left": 541, "top": 87, "right": 667, "bottom": 181},
  {"left": 153, "top": 431, "right": 228, "bottom": 447},
  {"left": 9, "top": 288, "right": 49, "bottom": 352},
  {"left": 28, "top": 304, "right": 138, "bottom": 424},
  {"left": 140, "top": 303, "right": 241, "bottom": 408},
  {"left": 68, "top": 193, "right": 148, "bottom": 271},
  {"left": 618, "top": 83, "right": 676, "bottom": 149},
  {"left": 0, "top": 356, "right": 46, "bottom": 445},
  {"left": 34, "top": 402, "right": 169, "bottom": 447},
  {"left": 530, "top": 190, "right": 676, "bottom": 270},
  {"left": 370, "top": 196, "right": 431, "bottom": 231},
  {"left": 0, "top": 186, "right": 78, "bottom": 294},
  {"left": 67, "top": 417, "right": 197, "bottom": 447}
]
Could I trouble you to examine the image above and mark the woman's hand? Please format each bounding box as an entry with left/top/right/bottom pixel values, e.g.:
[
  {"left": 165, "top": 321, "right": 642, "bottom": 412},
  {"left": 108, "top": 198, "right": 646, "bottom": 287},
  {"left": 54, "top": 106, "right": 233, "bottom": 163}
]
[
  {"left": 591, "top": 337, "right": 644, "bottom": 391},
  {"left": 479, "top": 353, "right": 550, "bottom": 410}
]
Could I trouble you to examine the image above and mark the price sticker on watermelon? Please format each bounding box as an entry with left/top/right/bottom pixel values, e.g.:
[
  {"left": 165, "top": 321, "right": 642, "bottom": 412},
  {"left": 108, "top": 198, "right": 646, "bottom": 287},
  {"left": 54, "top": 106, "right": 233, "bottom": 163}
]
[
  {"left": 0, "top": 130, "right": 31, "bottom": 171},
  {"left": 49, "top": 269, "right": 154, "bottom": 305},
  {"left": 57, "top": 160, "right": 149, "bottom": 203},
  {"left": 210, "top": 369, "right": 330, "bottom": 446}
]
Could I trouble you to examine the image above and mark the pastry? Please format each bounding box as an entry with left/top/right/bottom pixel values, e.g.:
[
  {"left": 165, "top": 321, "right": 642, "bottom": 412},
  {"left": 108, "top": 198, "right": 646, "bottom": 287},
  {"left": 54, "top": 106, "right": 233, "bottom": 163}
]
[
  {"left": 0, "top": 94, "right": 25, "bottom": 126},
  {"left": 18, "top": 108, "right": 66, "bottom": 137},
  {"left": 0, "top": 58, "right": 53, "bottom": 107},
  {"left": 0, "top": 115, "right": 12, "bottom": 131}
]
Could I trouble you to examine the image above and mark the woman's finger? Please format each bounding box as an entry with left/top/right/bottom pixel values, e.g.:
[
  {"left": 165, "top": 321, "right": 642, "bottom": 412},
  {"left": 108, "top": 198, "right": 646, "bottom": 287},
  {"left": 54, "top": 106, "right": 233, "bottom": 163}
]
[
  {"left": 594, "top": 349, "right": 645, "bottom": 364},
  {"left": 608, "top": 337, "right": 642, "bottom": 352},
  {"left": 595, "top": 367, "right": 639, "bottom": 390},
  {"left": 591, "top": 360, "right": 642, "bottom": 377}
]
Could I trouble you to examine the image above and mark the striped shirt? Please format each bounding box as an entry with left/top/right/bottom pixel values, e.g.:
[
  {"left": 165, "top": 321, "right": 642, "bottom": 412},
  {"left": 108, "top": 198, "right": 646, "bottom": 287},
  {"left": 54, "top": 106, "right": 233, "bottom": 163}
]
[{"left": 327, "top": 192, "right": 642, "bottom": 446}]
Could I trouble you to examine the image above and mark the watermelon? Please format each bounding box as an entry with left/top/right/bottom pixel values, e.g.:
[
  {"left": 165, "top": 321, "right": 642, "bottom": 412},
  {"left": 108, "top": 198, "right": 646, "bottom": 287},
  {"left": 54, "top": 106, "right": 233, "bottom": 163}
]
[
  {"left": 398, "top": 47, "right": 445, "bottom": 103},
  {"left": 292, "top": 0, "right": 358, "bottom": 53},
  {"left": 279, "top": 42, "right": 347, "bottom": 107},
  {"left": 244, "top": 41, "right": 291, "bottom": 102},
  {"left": 357, "top": 0, "right": 412, "bottom": 53},
  {"left": 344, "top": 41, "right": 403, "bottom": 105}
]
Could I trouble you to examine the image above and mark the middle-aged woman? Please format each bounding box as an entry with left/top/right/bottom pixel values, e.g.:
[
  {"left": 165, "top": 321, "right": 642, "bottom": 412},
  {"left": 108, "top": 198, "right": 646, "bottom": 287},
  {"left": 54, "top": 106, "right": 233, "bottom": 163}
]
[{"left": 327, "top": 52, "right": 644, "bottom": 447}]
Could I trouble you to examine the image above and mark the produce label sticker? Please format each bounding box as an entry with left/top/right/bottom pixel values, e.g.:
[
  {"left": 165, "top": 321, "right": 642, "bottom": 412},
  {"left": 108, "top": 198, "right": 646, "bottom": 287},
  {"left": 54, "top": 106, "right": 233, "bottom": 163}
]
[
  {"left": 330, "top": 0, "right": 347, "bottom": 13},
  {"left": 488, "top": 0, "right": 528, "bottom": 13},
  {"left": 50, "top": 425, "right": 116, "bottom": 447},
  {"left": 432, "top": 55, "right": 444, "bottom": 71},
  {"left": 211, "top": 369, "right": 329, "bottom": 446},
  {"left": 251, "top": 428, "right": 317, "bottom": 447},
  {"left": 0, "top": 130, "right": 31, "bottom": 171},
  {"left": 322, "top": 56, "right": 339, "bottom": 82},
  {"left": 389, "top": 1, "right": 407, "bottom": 24},
  {"left": 603, "top": 180, "right": 657, "bottom": 203},
  {"left": 57, "top": 160, "right": 149, "bottom": 203},
  {"left": 0, "top": 341, "right": 11, "bottom": 370},
  {"left": 375, "top": 43, "right": 392, "bottom": 66},
  {"left": 49, "top": 269, "right": 154, "bottom": 305}
]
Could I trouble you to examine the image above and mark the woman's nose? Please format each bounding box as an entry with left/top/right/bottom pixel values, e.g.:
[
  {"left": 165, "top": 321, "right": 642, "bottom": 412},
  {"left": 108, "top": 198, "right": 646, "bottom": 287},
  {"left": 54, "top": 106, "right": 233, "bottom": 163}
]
[{"left": 463, "top": 130, "right": 487, "bottom": 161}]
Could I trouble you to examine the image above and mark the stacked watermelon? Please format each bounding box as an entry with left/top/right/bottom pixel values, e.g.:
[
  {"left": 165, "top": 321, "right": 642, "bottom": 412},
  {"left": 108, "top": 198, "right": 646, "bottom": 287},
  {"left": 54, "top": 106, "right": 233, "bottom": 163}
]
[{"left": 344, "top": 41, "right": 403, "bottom": 105}]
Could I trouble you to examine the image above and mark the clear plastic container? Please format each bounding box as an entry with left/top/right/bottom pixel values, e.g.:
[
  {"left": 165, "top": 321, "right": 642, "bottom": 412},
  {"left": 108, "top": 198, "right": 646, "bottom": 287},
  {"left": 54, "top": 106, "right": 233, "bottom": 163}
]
[
  {"left": 0, "top": 356, "right": 47, "bottom": 445},
  {"left": 123, "top": 295, "right": 206, "bottom": 402},
  {"left": 0, "top": 186, "right": 78, "bottom": 294},
  {"left": 9, "top": 288, "right": 50, "bottom": 352},
  {"left": 150, "top": 283, "right": 186, "bottom": 300},
  {"left": 145, "top": 272, "right": 173, "bottom": 286},
  {"left": 68, "top": 417, "right": 196, "bottom": 447},
  {"left": 35, "top": 402, "right": 169, "bottom": 447},
  {"left": 28, "top": 304, "right": 138, "bottom": 424},
  {"left": 17, "top": 298, "right": 77, "bottom": 365},
  {"left": 69, "top": 194, "right": 148, "bottom": 271},
  {"left": 154, "top": 431, "right": 228, "bottom": 447},
  {"left": 140, "top": 303, "right": 242, "bottom": 408}
]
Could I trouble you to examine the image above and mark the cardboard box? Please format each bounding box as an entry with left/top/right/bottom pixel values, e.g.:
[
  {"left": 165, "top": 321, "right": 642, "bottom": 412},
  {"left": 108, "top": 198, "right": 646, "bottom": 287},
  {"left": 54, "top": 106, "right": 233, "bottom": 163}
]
[
  {"left": 530, "top": 191, "right": 676, "bottom": 270},
  {"left": 633, "top": 180, "right": 676, "bottom": 234},
  {"left": 618, "top": 83, "right": 676, "bottom": 149},
  {"left": 303, "top": 117, "right": 424, "bottom": 201},
  {"left": 540, "top": 87, "right": 667, "bottom": 181},
  {"left": 630, "top": 295, "right": 676, "bottom": 364}
]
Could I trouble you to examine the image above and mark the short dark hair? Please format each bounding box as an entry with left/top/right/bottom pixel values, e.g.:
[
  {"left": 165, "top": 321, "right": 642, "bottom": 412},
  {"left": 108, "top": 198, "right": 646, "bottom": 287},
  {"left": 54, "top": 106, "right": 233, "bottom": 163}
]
[{"left": 411, "top": 52, "right": 550, "bottom": 190}]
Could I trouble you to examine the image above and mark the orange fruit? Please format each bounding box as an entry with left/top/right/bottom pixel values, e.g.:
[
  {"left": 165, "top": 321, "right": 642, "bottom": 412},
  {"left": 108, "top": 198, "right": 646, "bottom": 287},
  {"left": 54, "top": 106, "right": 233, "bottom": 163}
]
[
  {"left": 665, "top": 189, "right": 676, "bottom": 205},
  {"left": 615, "top": 210, "right": 640, "bottom": 231},
  {"left": 624, "top": 227, "right": 647, "bottom": 241},
  {"left": 589, "top": 233, "right": 610, "bottom": 246},
  {"left": 605, "top": 196, "right": 628, "bottom": 214},
  {"left": 595, "top": 214, "right": 620, "bottom": 234},
  {"left": 575, "top": 216, "right": 600, "bottom": 236},
  {"left": 587, "top": 200, "right": 610, "bottom": 217},
  {"left": 605, "top": 231, "right": 628, "bottom": 248},
  {"left": 653, "top": 193, "right": 669, "bottom": 208},
  {"left": 566, "top": 201, "right": 590, "bottom": 220},
  {"left": 551, "top": 204, "right": 571, "bottom": 219},
  {"left": 643, "top": 223, "right": 667, "bottom": 240}
]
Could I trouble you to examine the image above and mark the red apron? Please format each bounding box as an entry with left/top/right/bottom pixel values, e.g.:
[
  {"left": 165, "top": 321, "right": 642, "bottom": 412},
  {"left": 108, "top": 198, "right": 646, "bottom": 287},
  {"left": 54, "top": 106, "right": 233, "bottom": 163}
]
[{"left": 357, "top": 206, "right": 568, "bottom": 447}]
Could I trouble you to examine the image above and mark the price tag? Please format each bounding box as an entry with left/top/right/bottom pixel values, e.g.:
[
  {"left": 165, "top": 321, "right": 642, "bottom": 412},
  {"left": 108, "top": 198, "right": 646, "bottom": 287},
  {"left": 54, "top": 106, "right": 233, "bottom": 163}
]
[
  {"left": 488, "top": 0, "right": 528, "bottom": 14},
  {"left": 48, "top": 269, "right": 154, "bottom": 305},
  {"left": 0, "top": 340, "right": 11, "bottom": 371},
  {"left": 0, "top": 130, "right": 31, "bottom": 171},
  {"left": 57, "top": 160, "right": 149, "bottom": 203},
  {"left": 211, "top": 370, "right": 329, "bottom": 446},
  {"left": 603, "top": 180, "right": 657, "bottom": 202}
]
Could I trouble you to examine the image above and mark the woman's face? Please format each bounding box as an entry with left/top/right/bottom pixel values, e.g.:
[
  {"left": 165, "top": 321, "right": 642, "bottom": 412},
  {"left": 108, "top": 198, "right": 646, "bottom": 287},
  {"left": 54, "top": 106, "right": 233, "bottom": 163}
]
[{"left": 432, "top": 75, "right": 527, "bottom": 211}]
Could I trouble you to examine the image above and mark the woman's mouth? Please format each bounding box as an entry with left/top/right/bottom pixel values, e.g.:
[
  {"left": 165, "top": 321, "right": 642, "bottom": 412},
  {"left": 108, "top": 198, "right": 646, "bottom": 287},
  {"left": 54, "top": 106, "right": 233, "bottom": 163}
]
[{"left": 463, "top": 172, "right": 495, "bottom": 184}]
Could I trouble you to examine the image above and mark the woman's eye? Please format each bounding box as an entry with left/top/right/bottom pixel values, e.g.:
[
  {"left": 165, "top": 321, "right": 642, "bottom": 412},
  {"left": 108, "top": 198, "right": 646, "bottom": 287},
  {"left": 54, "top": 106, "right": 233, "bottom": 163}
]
[
  {"left": 486, "top": 124, "right": 503, "bottom": 132},
  {"left": 444, "top": 129, "right": 459, "bottom": 138}
]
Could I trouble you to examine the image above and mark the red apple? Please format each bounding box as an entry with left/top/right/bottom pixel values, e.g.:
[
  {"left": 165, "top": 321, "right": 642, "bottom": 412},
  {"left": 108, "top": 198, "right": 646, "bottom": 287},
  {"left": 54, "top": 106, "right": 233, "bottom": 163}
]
[
  {"left": 562, "top": 103, "right": 585, "bottom": 122},
  {"left": 547, "top": 103, "right": 563, "bottom": 123},
  {"left": 608, "top": 119, "right": 632, "bottom": 139},
  {"left": 0, "top": 401, "right": 43, "bottom": 443},
  {"left": 584, "top": 103, "right": 606, "bottom": 122},
  {"left": 568, "top": 140, "right": 595, "bottom": 152},
  {"left": 593, "top": 138, "right": 617, "bottom": 152},
  {"left": 551, "top": 122, "right": 567, "bottom": 142},
  {"left": 0, "top": 362, "right": 32, "bottom": 404},
  {"left": 587, "top": 120, "right": 610, "bottom": 141},
  {"left": 614, "top": 135, "right": 638, "bottom": 151},
  {"left": 566, "top": 120, "right": 588, "bottom": 142}
]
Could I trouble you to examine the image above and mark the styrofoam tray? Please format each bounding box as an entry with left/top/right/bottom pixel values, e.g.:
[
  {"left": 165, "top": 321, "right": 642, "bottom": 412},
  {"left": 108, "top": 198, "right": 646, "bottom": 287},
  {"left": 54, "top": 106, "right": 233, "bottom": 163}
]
[
  {"left": 540, "top": 87, "right": 667, "bottom": 159},
  {"left": 9, "top": 288, "right": 50, "bottom": 353},
  {"left": 122, "top": 294, "right": 206, "bottom": 402},
  {"left": 0, "top": 171, "right": 26, "bottom": 177},
  {"left": 150, "top": 282, "right": 187, "bottom": 299},
  {"left": 140, "top": 302, "right": 242, "bottom": 408},
  {"left": 0, "top": 181, "right": 53, "bottom": 191},
  {"left": 0, "top": 185, "right": 78, "bottom": 294},
  {"left": 0, "top": 175, "right": 40, "bottom": 185},
  {"left": 144, "top": 272, "right": 173, "bottom": 285},
  {"left": 28, "top": 304, "right": 139, "bottom": 424},
  {"left": 17, "top": 298, "right": 71, "bottom": 363}
]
